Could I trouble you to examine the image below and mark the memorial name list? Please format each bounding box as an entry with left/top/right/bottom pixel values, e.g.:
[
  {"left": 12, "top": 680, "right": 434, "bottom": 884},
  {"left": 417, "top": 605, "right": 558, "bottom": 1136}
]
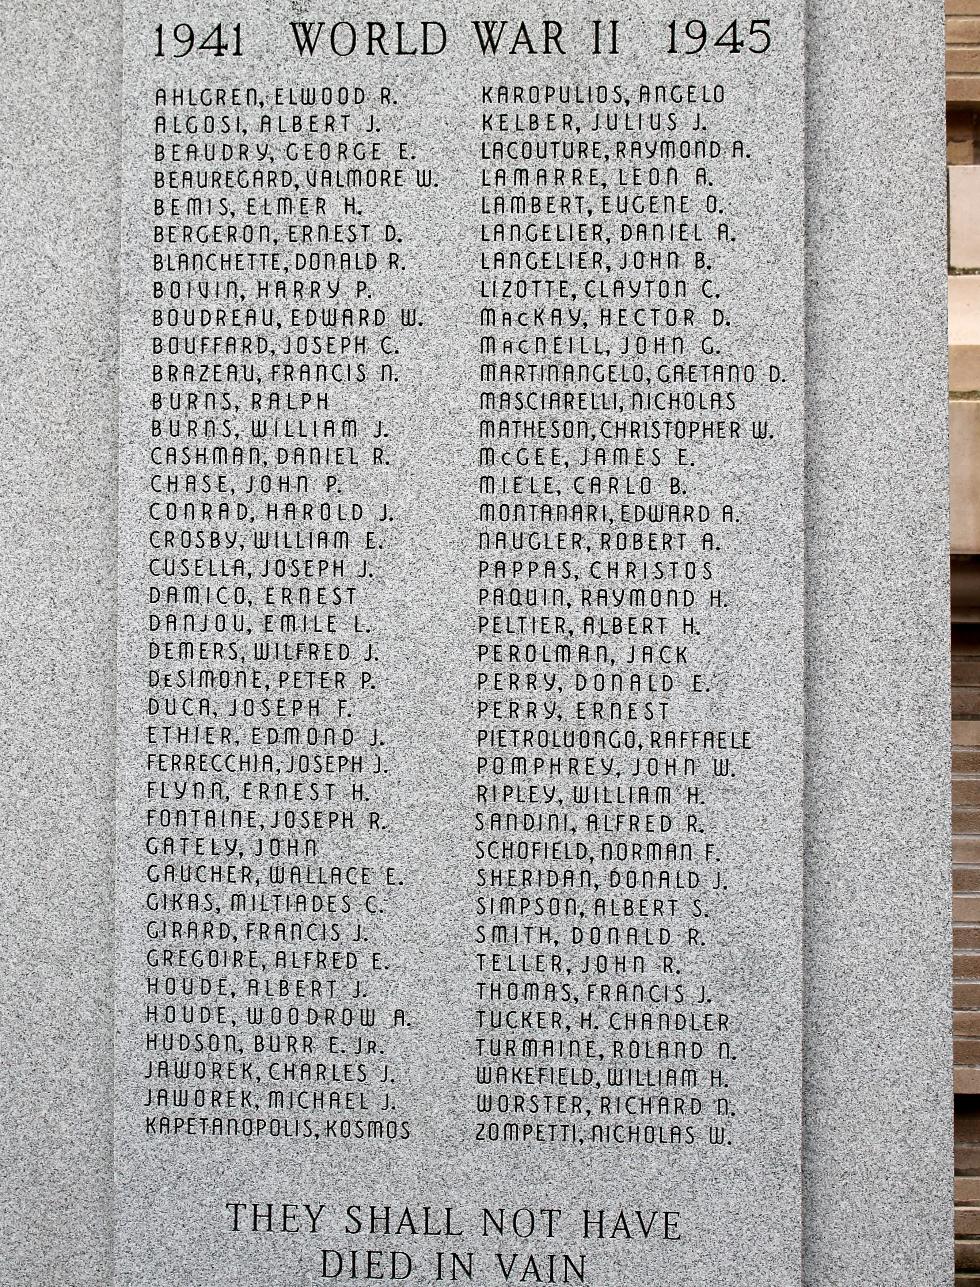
[{"left": 114, "top": 5, "right": 805, "bottom": 1283}]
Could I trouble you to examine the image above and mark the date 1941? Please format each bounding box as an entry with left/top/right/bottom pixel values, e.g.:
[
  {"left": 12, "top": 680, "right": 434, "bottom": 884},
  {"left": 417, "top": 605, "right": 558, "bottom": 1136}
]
[
  {"left": 667, "top": 18, "right": 772, "bottom": 53},
  {"left": 154, "top": 22, "right": 242, "bottom": 57}
]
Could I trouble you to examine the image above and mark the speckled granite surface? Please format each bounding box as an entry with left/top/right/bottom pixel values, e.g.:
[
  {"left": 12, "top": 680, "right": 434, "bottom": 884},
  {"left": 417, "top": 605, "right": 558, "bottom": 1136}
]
[
  {"left": 0, "top": 2, "right": 951, "bottom": 1284},
  {"left": 0, "top": 2, "right": 119, "bottom": 1284},
  {"left": 802, "top": 4, "right": 952, "bottom": 1283}
]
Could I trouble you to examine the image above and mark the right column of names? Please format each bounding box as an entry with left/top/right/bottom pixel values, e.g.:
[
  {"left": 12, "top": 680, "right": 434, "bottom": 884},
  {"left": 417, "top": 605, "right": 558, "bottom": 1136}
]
[{"left": 472, "top": 75, "right": 788, "bottom": 1151}]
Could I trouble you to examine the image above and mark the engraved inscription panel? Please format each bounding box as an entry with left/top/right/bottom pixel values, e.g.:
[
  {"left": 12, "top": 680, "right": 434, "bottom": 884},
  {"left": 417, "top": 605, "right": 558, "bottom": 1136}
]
[{"left": 115, "top": 5, "right": 805, "bottom": 1282}]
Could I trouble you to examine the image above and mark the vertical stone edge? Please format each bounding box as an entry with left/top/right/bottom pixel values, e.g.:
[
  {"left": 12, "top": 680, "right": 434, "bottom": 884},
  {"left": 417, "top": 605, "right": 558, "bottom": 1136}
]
[
  {"left": 0, "top": 2, "right": 120, "bottom": 1284},
  {"left": 803, "top": 3, "right": 953, "bottom": 1284}
]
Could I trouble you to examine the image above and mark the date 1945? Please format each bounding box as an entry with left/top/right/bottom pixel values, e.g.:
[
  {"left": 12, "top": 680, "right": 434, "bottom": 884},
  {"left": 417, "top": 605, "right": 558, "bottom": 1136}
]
[{"left": 667, "top": 18, "right": 772, "bottom": 53}]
